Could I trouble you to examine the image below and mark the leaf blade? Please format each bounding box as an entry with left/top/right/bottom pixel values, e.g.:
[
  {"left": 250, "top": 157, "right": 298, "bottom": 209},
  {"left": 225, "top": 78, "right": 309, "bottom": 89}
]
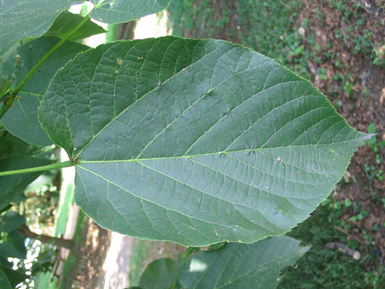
[
  {"left": 0, "top": 0, "right": 78, "bottom": 57},
  {"left": 91, "top": 0, "right": 171, "bottom": 23},
  {"left": 1, "top": 37, "right": 89, "bottom": 146},
  {"left": 40, "top": 37, "right": 367, "bottom": 246},
  {"left": 179, "top": 236, "right": 309, "bottom": 289}
]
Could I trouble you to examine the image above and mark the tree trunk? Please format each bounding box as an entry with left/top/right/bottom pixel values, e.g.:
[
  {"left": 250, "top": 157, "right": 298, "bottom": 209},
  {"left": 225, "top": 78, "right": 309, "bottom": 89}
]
[{"left": 17, "top": 224, "right": 75, "bottom": 251}]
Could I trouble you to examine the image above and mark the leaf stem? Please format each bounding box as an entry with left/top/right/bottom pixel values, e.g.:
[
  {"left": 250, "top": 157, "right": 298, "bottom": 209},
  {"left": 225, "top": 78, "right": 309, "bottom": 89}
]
[
  {"left": 0, "top": 161, "right": 74, "bottom": 177},
  {"left": 0, "top": 12, "right": 93, "bottom": 119}
]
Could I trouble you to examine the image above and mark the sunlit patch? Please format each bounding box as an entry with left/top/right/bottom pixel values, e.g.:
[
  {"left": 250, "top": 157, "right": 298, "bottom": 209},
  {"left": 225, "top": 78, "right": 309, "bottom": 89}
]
[
  {"left": 189, "top": 258, "right": 208, "bottom": 272},
  {"left": 69, "top": 1, "right": 95, "bottom": 14}
]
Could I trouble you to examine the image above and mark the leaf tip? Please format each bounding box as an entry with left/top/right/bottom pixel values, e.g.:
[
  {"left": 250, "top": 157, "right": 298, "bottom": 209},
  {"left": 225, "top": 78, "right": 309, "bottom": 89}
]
[{"left": 362, "top": 133, "right": 376, "bottom": 142}]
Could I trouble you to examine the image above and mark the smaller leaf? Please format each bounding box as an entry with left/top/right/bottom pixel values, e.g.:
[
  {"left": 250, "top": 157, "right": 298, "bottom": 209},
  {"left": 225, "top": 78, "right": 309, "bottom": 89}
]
[
  {"left": 0, "top": 135, "right": 53, "bottom": 210},
  {"left": 90, "top": 0, "right": 171, "bottom": 23},
  {"left": 0, "top": 267, "right": 12, "bottom": 289},
  {"left": 2, "top": 211, "right": 26, "bottom": 233},
  {"left": 368, "top": 123, "right": 376, "bottom": 134},
  {"left": 139, "top": 258, "right": 182, "bottom": 289},
  {"left": 0, "top": 0, "right": 78, "bottom": 57},
  {"left": 1, "top": 36, "right": 88, "bottom": 146},
  {"left": 0, "top": 204, "right": 12, "bottom": 214},
  {"left": 44, "top": 11, "right": 106, "bottom": 41},
  {"left": 179, "top": 236, "right": 309, "bottom": 289},
  {"left": 0, "top": 231, "right": 27, "bottom": 259},
  {"left": 0, "top": 77, "right": 10, "bottom": 97},
  {"left": 0, "top": 266, "right": 27, "bottom": 288}
]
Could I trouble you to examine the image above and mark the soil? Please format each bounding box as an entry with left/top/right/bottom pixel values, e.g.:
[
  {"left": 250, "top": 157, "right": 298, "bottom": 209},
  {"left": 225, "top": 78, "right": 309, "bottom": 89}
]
[
  {"left": 66, "top": 219, "right": 111, "bottom": 289},
  {"left": 296, "top": 0, "right": 385, "bottom": 261},
  {"left": 64, "top": 1, "right": 385, "bottom": 287}
]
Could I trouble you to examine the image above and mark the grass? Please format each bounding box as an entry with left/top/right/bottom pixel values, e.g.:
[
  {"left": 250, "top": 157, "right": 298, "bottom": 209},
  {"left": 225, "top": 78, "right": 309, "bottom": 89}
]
[{"left": 279, "top": 194, "right": 385, "bottom": 288}]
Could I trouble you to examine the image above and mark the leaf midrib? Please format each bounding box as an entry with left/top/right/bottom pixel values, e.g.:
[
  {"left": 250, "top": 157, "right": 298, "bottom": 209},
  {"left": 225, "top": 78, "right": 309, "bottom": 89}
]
[{"left": 77, "top": 139, "right": 361, "bottom": 164}]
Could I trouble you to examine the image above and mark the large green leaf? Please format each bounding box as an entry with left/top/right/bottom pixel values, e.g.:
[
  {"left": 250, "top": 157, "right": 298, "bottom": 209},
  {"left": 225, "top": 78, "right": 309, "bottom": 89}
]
[
  {"left": 179, "top": 237, "right": 309, "bottom": 289},
  {"left": 0, "top": 0, "right": 78, "bottom": 57},
  {"left": 0, "top": 135, "right": 53, "bottom": 210},
  {"left": 1, "top": 37, "right": 89, "bottom": 146},
  {"left": 90, "top": 0, "right": 171, "bottom": 23},
  {"left": 39, "top": 37, "right": 368, "bottom": 246}
]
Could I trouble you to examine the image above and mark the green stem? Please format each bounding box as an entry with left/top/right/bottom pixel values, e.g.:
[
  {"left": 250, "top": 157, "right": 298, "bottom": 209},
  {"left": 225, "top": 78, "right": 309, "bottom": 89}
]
[
  {"left": 0, "top": 12, "right": 93, "bottom": 119},
  {"left": 0, "top": 161, "right": 74, "bottom": 177}
]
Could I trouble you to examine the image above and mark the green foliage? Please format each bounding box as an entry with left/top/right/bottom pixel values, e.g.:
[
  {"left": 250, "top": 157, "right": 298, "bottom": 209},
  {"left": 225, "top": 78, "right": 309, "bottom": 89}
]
[
  {"left": 135, "top": 237, "right": 309, "bottom": 289},
  {"left": 1, "top": 37, "right": 89, "bottom": 146},
  {"left": 280, "top": 194, "right": 385, "bottom": 288},
  {"left": 1, "top": 211, "right": 26, "bottom": 232},
  {"left": 0, "top": 135, "right": 53, "bottom": 210},
  {"left": 366, "top": 123, "right": 384, "bottom": 181},
  {"left": 0, "top": 268, "right": 13, "bottom": 289},
  {"left": 39, "top": 36, "right": 366, "bottom": 246},
  {"left": 44, "top": 11, "right": 106, "bottom": 41}
]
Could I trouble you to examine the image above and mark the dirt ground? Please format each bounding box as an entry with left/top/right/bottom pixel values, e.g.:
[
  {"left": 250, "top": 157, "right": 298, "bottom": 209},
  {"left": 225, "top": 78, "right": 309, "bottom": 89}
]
[
  {"left": 297, "top": 0, "right": 385, "bottom": 260},
  {"left": 64, "top": 1, "right": 385, "bottom": 287}
]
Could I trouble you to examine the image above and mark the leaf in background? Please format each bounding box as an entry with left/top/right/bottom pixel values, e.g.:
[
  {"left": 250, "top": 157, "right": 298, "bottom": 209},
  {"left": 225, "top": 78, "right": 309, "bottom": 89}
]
[
  {"left": 0, "top": 266, "right": 27, "bottom": 288},
  {"left": 0, "top": 77, "right": 10, "bottom": 97},
  {"left": 179, "top": 236, "right": 309, "bottom": 289},
  {"left": 0, "top": 231, "right": 27, "bottom": 259},
  {"left": 0, "top": 0, "right": 170, "bottom": 59},
  {"left": 90, "top": 0, "right": 171, "bottom": 23},
  {"left": 0, "top": 135, "right": 53, "bottom": 210},
  {"left": 44, "top": 11, "right": 106, "bottom": 41},
  {"left": 0, "top": 0, "right": 79, "bottom": 57},
  {"left": 0, "top": 267, "right": 12, "bottom": 289},
  {"left": 139, "top": 258, "right": 182, "bottom": 289},
  {"left": 1, "top": 211, "right": 26, "bottom": 233},
  {"left": 1, "top": 37, "right": 89, "bottom": 146},
  {"left": 39, "top": 36, "right": 368, "bottom": 246}
]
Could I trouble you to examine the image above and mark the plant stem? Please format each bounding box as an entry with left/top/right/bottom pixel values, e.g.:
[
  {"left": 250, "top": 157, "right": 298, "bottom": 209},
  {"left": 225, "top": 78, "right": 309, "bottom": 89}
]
[
  {"left": 0, "top": 13, "right": 92, "bottom": 120},
  {"left": 0, "top": 161, "right": 74, "bottom": 177}
]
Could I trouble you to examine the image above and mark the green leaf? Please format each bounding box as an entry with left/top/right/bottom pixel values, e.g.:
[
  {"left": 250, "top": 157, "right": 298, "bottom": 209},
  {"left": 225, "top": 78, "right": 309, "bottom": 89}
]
[
  {"left": 139, "top": 258, "right": 182, "bottom": 289},
  {"left": 0, "top": 0, "right": 79, "bottom": 57},
  {"left": 39, "top": 37, "right": 368, "bottom": 246},
  {"left": 0, "top": 204, "right": 12, "bottom": 214},
  {"left": 0, "top": 0, "right": 169, "bottom": 60},
  {"left": 0, "top": 135, "right": 53, "bottom": 210},
  {"left": 0, "top": 267, "right": 12, "bottom": 289},
  {"left": 0, "top": 231, "right": 27, "bottom": 259},
  {"left": 44, "top": 11, "right": 106, "bottom": 41},
  {"left": 179, "top": 236, "right": 309, "bottom": 289},
  {"left": 367, "top": 123, "right": 376, "bottom": 134},
  {"left": 1, "top": 37, "right": 89, "bottom": 146},
  {"left": 91, "top": 0, "right": 171, "bottom": 23},
  {"left": 0, "top": 77, "right": 10, "bottom": 97},
  {"left": 2, "top": 211, "right": 26, "bottom": 233},
  {"left": 0, "top": 266, "right": 27, "bottom": 288}
]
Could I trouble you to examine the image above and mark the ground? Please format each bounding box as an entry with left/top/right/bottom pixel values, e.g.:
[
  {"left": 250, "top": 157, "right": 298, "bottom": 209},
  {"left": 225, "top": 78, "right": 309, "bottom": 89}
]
[{"left": 62, "top": 1, "right": 385, "bottom": 287}]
